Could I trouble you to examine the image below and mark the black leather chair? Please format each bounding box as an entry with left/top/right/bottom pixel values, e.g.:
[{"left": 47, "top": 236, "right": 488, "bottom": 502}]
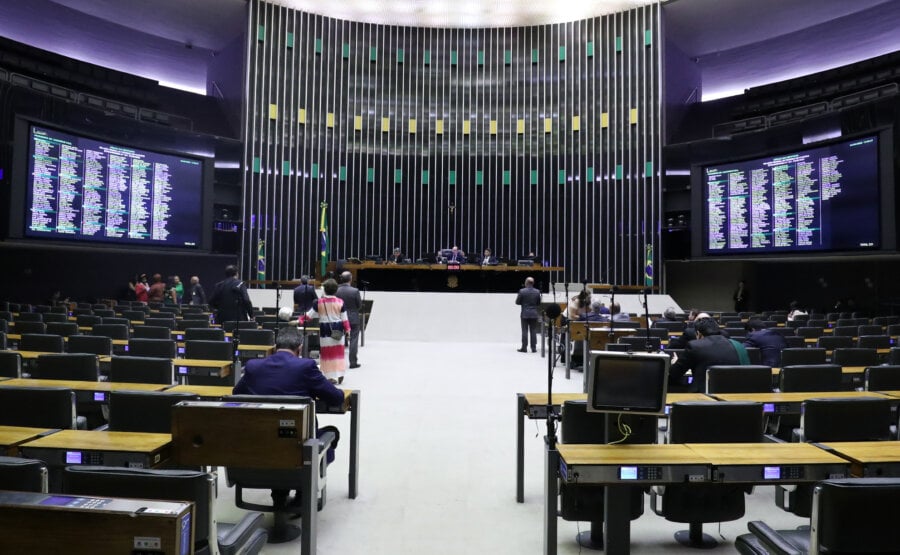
[
  {"left": 0, "top": 456, "right": 48, "bottom": 492},
  {"left": 131, "top": 325, "right": 173, "bottom": 339},
  {"left": 778, "top": 364, "right": 843, "bottom": 392},
  {"left": 652, "top": 401, "right": 764, "bottom": 548},
  {"left": 184, "top": 328, "right": 226, "bottom": 341},
  {"left": 67, "top": 334, "right": 113, "bottom": 356},
  {"left": 617, "top": 336, "right": 662, "bottom": 352},
  {"left": 101, "top": 317, "right": 131, "bottom": 327},
  {"left": 14, "top": 321, "right": 47, "bottom": 335},
  {"left": 32, "top": 353, "right": 99, "bottom": 381},
  {"left": 121, "top": 309, "right": 147, "bottom": 322},
  {"left": 857, "top": 335, "right": 891, "bottom": 349},
  {"left": 223, "top": 321, "right": 260, "bottom": 333},
  {"left": 144, "top": 317, "right": 177, "bottom": 330},
  {"left": 0, "top": 319, "right": 8, "bottom": 334},
  {"left": 794, "top": 326, "right": 824, "bottom": 339},
  {"left": 184, "top": 340, "right": 234, "bottom": 385},
  {"left": 779, "top": 348, "right": 826, "bottom": 366},
  {"left": 816, "top": 334, "right": 854, "bottom": 351},
  {"left": 108, "top": 390, "right": 199, "bottom": 433},
  {"left": 63, "top": 466, "right": 268, "bottom": 555},
  {"left": 41, "top": 312, "right": 68, "bottom": 323},
  {"left": 831, "top": 325, "right": 857, "bottom": 337},
  {"left": 127, "top": 338, "right": 177, "bottom": 358},
  {"left": 0, "top": 351, "right": 22, "bottom": 378},
  {"left": 0, "top": 331, "right": 5, "bottom": 350},
  {"left": 831, "top": 347, "right": 878, "bottom": 367},
  {"left": 0, "top": 386, "right": 78, "bottom": 428},
  {"left": 737, "top": 478, "right": 900, "bottom": 555},
  {"left": 865, "top": 365, "right": 900, "bottom": 391},
  {"left": 706, "top": 365, "right": 772, "bottom": 393},
  {"left": 108, "top": 355, "right": 173, "bottom": 384},
  {"left": 176, "top": 318, "right": 210, "bottom": 330},
  {"left": 45, "top": 322, "right": 79, "bottom": 337},
  {"left": 858, "top": 324, "right": 884, "bottom": 336},
  {"left": 890, "top": 347, "right": 900, "bottom": 365},
  {"left": 75, "top": 314, "right": 103, "bottom": 327},
  {"left": 15, "top": 312, "right": 43, "bottom": 322},
  {"left": 873, "top": 316, "right": 899, "bottom": 326},
  {"left": 782, "top": 336, "right": 806, "bottom": 349},
  {"left": 558, "top": 400, "right": 655, "bottom": 548},
  {"left": 90, "top": 323, "right": 130, "bottom": 340},
  {"left": 19, "top": 333, "right": 65, "bottom": 353},
  {"left": 93, "top": 308, "right": 115, "bottom": 318},
  {"left": 235, "top": 329, "right": 276, "bottom": 345},
  {"left": 156, "top": 306, "right": 181, "bottom": 317}
]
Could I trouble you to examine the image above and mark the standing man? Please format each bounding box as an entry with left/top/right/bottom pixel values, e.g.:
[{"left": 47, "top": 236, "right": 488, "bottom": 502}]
[
  {"left": 516, "top": 276, "right": 541, "bottom": 353},
  {"left": 335, "top": 271, "right": 362, "bottom": 369},
  {"left": 208, "top": 264, "right": 254, "bottom": 325},
  {"left": 187, "top": 276, "right": 206, "bottom": 306},
  {"left": 733, "top": 280, "right": 749, "bottom": 312},
  {"left": 148, "top": 274, "right": 166, "bottom": 303},
  {"left": 293, "top": 275, "right": 318, "bottom": 314}
]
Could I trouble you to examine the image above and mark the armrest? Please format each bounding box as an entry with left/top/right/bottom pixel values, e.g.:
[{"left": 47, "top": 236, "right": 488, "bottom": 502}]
[
  {"left": 746, "top": 521, "right": 804, "bottom": 555},
  {"left": 791, "top": 428, "right": 805, "bottom": 443},
  {"left": 217, "top": 511, "right": 268, "bottom": 555},
  {"left": 316, "top": 430, "right": 336, "bottom": 453}
]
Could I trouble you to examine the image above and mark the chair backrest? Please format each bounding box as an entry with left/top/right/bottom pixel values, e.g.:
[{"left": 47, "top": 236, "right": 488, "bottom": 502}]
[
  {"left": 769, "top": 327, "right": 796, "bottom": 338},
  {"left": 857, "top": 335, "right": 891, "bottom": 349},
  {"left": 811, "top": 478, "right": 900, "bottom": 553},
  {"left": 831, "top": 348, "right": 878, "bottom": 367},
  {"left": 782, "top": 336, "right": 807, "bottom": 348},
  {"left": 101, "top": 317, "right": 131, "bottom": 327},
  {"left": 0, "top": 310, "right": 12, "bottom": 321},
  {"left": 795, "top": 327, "right": 825, "bottom": 339},
  {"left": 176, "top": 318, "right": 209, "bottom": 330},
  {"left": 45, "top": 322, "right": 79, "bottom": 337},
  {"left": 635, "top": 328, "right": 669, "bottom": 340},
  {"left": 13, "top": 321, "right": 47, "bottom": 335},
  {"left": 131, "top": 325, "right": 173, "bottom": 339},
  {"left": 858, "top": 324, "right": 884, "bottom": 336},
  {"left": 15, "top": 312, "right": 43, "bottom": 322},
  {"left": 127, "top": 338, "right": 177, "bottom": 359},
  {"left": 40, "top": 313, "right": 67, "bottom": 323},
  {"left": 832, "top": 325, "right": 857, "bottom": 337},
  {"left": 93, "top": 308, "right": 115, "bottom": 318},
  {"left": 156, "top": 307, "right": 181, "bottom": 316},
  {"left": 0, "top": 386, "right": 76, "bottom": 428},
  {"left": 668, "top": 402, "right": 764, "bottom": 443},
  {"left": 63, "top": 466, "right": 213, "bottom": 549},
  {"left": 561, "top": 400, "right": 657, "bottom": 445},
  {"left": 235, "top": 328, "right": 275, "bottom": 345},
  {"left": 72, "top": 307, "right": 93, "bottom": 316},
  {"left": 0, "top": 351, "right": 22, "bottom": 378},
  {"left": 108, "top": 356, "right": 173, "bottom": 384},
  {"left": 0, "top": 456, "right": 47, "bottom": 492},
  {"left": 33, "top": 353, "right": 99, "bottom": 381},
  {"left": 706, "top": 366, "right": 772, "bottom": 394},
  {"left": 121, "top": 310, "right": 147, "bottom": 322},
  {"left": 780, "top": 348, "right": 827, "bottom": 366},
  {"left": 617, "top": 336, "right": 662, "bottom": 352},
  {"left": 742, "top": 346, "right": 762, "bottom": 365},
  {"left": 184, "top": 328, "right": 225, "bottom": 342},
  {"left": 801, "top": 397, "right": 893, "bottom": 442},
  {"left": 835, "top": 318, "right": 857, "bottom": 328},
  {"left": 864, "top": 365, "right": 900, "bottom": 391},
  {"left": 873, "top": 316, "right": 899, "bottom": 326},
  {"left": 0, "top": 332, "right": 5, "bottom": 350},
  {"left": 807, "top": 318, "right": 828, "bottom": 328},
  {"left": 817, "top": 335, "right": 854, "bottom": 350},
  {"left": 779, "top": 364, "right": 843, "bottom": 392},
  {"left": 223, "top": 321, "right": 259, "bottom": 333},
  {"left": 768, "top": 315, "right": 787, "bottom": 324},
  {"left": 108, "top": 390, "right": 199, "bottom": 432},
  {"left": 75, "top": 314, "right": 103, "bottom": 327},
  {"left": 0, "top": 319, "right": 7, "bottom": 334},
  {"left": 19, "top": 333, "right": 65, "bottom": 353},
  {"left": 606, "top": 343, "right": 631, "bottom": 352},
  {"left": 144, "top": 317, "right": 176, "bottom": 330},
  {"left": 90, "top": 323, "right": 129, "bottom": 340},
  {"left": 184, "top": 340, "right": 232, "bottom": 361},
  {"left": 67, "top": 335, "right": 113, "bottom": 356},
  {"left": 889, "top": 347, "right": 900, "bottom": 365}
]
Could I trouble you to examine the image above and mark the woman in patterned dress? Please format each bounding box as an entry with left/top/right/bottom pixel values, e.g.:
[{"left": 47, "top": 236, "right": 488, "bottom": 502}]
[{"left": 301, "top": 278, "right": 350, "bottom": 383}]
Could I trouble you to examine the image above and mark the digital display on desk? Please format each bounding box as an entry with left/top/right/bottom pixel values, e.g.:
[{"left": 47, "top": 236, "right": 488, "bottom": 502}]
[
  {"left": 65, "top": 451, "right": 83, "bottom": 464},
  {"left": 702, "top": 135, "right": 880, "bottom": 255},
  {"left": 763, "top": 466, "right": 781, "bottom": 480},
  {"left": 763, "top": 403, "right": 775, "bottom": 414},
  {"left": 93, "top": 392, "right": 106, "bottom": 402},
  {"left": 178, "top": 366, "right": 188, "bottom": 375},
  {"left": 619, "top": 466, "right": 638, "bottom": 480},
  {"left": 41, "top": 495, "right": 76, "bottom": 506}
]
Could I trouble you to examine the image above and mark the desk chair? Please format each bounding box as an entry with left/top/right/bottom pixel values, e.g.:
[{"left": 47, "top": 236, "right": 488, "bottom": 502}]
[
  {"left": 67, "top": 335, "right": 113, "bottom": 356},
  {"left": 857, "top": 335, "right": 891, "bottom": 349},
  {"left": 33, "top": 305, "right": 51, "bottom": 313},
  {"left": 15, "top": 312, "right": 43, "bottom": 322},
  {"left": 108, "top": 390, "right": 198, "bottom": 433},
  {"left": 41, "top": 313, "right": 67, "bottom": 324},
  {"left": 184, "top": 328, "right": 225, "bottom": 342},
  {"left": 652, "top": 401, "right": 764, "bottom": 548},
  {"left": 559, "top": 400, "right": 654, "bottom": 549},
  {"left": 14, "top": 321, "right": 46, "bottom": 335},
  {"left": 864, "top": 365, "right": 900, "bottom": 391},
  {"left": 101, "top": 317, "right": 131, "bottom": 327},
  {"left": 743, "top": 346, "right": 762, "bottom": 365},
  {"left": 19, "top": 333, "right": 65, "bottom": 353},
  {"left": 121, "top": 309, "right": 147, "bottom": 322},
  {"left": 0, "top": 310, "right": 12, "bottom": 322},
  {"left": 706, "top": 365, "right": 772, "bottom": 394},
  {"left": 45, "top": 322, "right": 79, "bottom": 337},
  {"left": 127, "top": 338, "right": 177, "bottom": 358},
  {"left": 75, "top": 314, "right": 102, "bottom": 327},
  {"left": 858, "top": 324, "right": 884, "bottom": 336},
  {"left": 778, "top": 364, "right": 843, "bottom": 392},
  {"left": 807, "top": 318, "right": 828, "bottom": 328},
  {"left": 234, "top": 329, "right": 275, "bottom": 346},
  {"left": 63, "top": 466, "right": 268, "bottom": 555},
  {"left": 779, "top": 348, "right": 826, "bottom": 366},
  {"left": 795, "top": 326, "right": 824, "bottom": 339},
  {"left": 0, "top": 351, "right": 22, "bottom": 378},
  {"left": 816, "top": 335, "right": 853, "bottom": 351},
  {"left": 132, "top": 325, "right": 173, "bottom": 339},
  {"left": 221, "top": 395, "right": 336, "bottom": 544},
  {"left": 831, "top": 347, "right": 878, "bottom": 367},
  {"left": 782, "top": 336, "right": 806, "bottom": 348},
  {"left": 91, "top": 323, "right": 129, "bottom": 340},
  {"left": 176, "top": 318, "right": 210, "bottom": 330},
  {"left": 0, "top": 386, "right": 78, "bottom": 428},
  {"left": 0, "top": 456, "right": 47, "bottom": 492},
  {"left": 617, "top": 336, "right": 662, "bottom": 352},
  {"left": 831, "top": 325, "right": 857, "bottom": 337},
  {"left": 0, "top": 332, "right": 5, "bottom": 350},
  {"left": 33, "top": 353, "right": 99, "bottom": 381},
  {"left": 0, "top": 319, "right": 7, "bottom": 334},
  {"left": 156, "top": 306, "right": 181, "bottom": 316},
  {"left": 108, "top": 355, "right": 173, "bottom": 385},
  {"left": 223, "top": 321, "right": 259, "bottom": 333},
  {"left": 144, "top": 317, "right": 176, "bottom": 330},
  {"left": 93, "top": 308, "right": 115, "bottom": 318},
  {"left": 71, "top": 307, "right": 93, "bottom": 316},
  {"left": 184, "top": 340, "right": 233, "bottom": 385}
]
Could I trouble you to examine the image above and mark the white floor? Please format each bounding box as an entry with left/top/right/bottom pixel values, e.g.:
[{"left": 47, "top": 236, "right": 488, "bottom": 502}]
[{"left": 215, "top": 294, "right": 808, "bottom": 554}]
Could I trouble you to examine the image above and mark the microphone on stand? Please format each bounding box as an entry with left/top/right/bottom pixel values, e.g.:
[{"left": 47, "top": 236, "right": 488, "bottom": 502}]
[
  {"left": 543, "top": 302, "right": 563, "bottom": 451},
  {"left": 608, "top": 285, "right": 618, "bottom": 340},
  {"left": 642, "top": 288, "right": 654, "bottom": 352}
]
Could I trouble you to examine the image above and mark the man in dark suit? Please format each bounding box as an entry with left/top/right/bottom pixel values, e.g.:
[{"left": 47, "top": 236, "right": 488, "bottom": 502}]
[
  {"left": 516, "top": 276, "right": 542, "bottom": 353},
  {"left": 447, "top": 245, "right": 466, "bottom": 263},
  {"left": 669, "top": 317, "right": 743, "bottom": 392},
  {"left": 477, "top": 248, "right": 498, "bottom": 266},
  {"left": 208, "top": 265, "right": 254, "bottom": 325},
  {"left": 743, "top": 319, "right": 786, "bottom": 367},
  {"left": 293, "top": 275, "right": 318, "bottom": 314},
  {"left": 388, "top": 247, "right": 404, "bottom": 264},
  {"left": 335, "top": 271, "right": 362, "bottom": 369}
]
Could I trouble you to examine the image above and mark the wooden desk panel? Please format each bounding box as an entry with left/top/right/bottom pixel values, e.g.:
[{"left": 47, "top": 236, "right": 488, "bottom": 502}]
[
  {"left": 21, "top": 430, "right": 171, "bottom": 453},
  {"left": 821, "top": 440, "right": 900, "bottom": 477},
  {"left": 0, "top": 378, "right": 168, "bottom": 393},
  {"left": 559, "top": 443, "right": 706, "bottom": 466},
  {"left": 0, "top": 425, "right": 56, "bottom": 455},
  {"left": 686, "top": 442, "right": 845, "bottom": 466},
  {"left": 713, "top": 391, "right": 891, "bottom": 403}
]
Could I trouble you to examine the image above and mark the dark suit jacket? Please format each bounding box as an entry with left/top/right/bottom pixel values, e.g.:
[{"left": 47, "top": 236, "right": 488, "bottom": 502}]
[
  {"left": 335, "top": 283, "right": 362, "bottom": 326},
  {"left": 293, "top": 284, "right": 319, "bottom": 313},
  {"left": 208, "top": 277, "right": 254, "bottom": 324},
  {"left": 669, "top": 334, "right": 741, "bottom": 393},
  {"left": 477, "top": 255, "right": 499, "bottom": 266},
  {"left": 744, "top": 329, "right": 787, "bottom": 367},
  {"left": 516, "top": 286, "right": 542, "bottom": 319},
  {"left": 233, "top": 351, "right": 344, "bottom": 407}
]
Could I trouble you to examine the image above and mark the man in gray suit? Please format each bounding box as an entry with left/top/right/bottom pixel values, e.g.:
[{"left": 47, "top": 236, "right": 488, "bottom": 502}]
[
  {"left": 336, "top": 271, "right": 363, "bottom": 368},
  {"left": 515, "top": 276, "right": 542, "bottom": 353}
]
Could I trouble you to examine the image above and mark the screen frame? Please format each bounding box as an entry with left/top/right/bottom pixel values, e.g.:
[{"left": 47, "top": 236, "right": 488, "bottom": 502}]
[
  {"left": 690, "top": 127, "right": 895, "bottom": 259},
  {"left": 8, "top": 116, "right": 214, "bottom": 251},
  {"left": 586, "top": 351, "right": 671, "bottom": 416}
]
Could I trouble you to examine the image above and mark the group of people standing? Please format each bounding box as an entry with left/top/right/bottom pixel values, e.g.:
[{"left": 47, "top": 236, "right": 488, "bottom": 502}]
[{"left": 130, "top": 273, "right": 206, "bottom": 306}]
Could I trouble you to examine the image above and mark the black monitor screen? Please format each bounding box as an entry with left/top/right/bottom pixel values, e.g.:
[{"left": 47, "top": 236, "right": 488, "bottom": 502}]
[
  {"left": 702, "top": 135, "right": 879, "bottom": 255},
  {"left": 586, "top": 351, "right": 670, "bottom": 416},
  {"left": 24, "top": 124, "right": 204, "bottom": 248}
]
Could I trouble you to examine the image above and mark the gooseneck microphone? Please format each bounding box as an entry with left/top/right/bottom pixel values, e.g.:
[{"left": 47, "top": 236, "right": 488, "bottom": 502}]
[{"left": 543, "top": 301, "right": 562, "bottom": 450}]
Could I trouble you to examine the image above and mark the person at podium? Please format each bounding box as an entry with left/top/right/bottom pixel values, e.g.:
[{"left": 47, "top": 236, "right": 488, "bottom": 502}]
[
  {"left": 438, "top": 246, "right": 466, "bottom": 264},
  {"left": 477, "top": 248, "right": 498, "bottom": 266},
  {"left": 388, "top": 247, "right": 404, "bottom": 264}
]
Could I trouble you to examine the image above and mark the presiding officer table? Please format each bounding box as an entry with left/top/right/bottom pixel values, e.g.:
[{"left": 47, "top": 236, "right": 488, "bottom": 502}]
[{"left": 329, "top": 261, "right": 564, "bottom": 292}]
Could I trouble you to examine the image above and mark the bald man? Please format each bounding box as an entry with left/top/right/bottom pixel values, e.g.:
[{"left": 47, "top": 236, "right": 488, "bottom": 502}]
[
  {"left": 515, "top": 277, "right": 541, "bottom": 353},
  {"left": 335, "top": 271, "right": 362, "bottom": 368}
]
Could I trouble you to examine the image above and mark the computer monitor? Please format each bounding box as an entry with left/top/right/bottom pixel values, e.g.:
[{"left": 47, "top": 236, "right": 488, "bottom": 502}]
[{"left": 586, "top": 351, "right": 670, "bottom": 416}]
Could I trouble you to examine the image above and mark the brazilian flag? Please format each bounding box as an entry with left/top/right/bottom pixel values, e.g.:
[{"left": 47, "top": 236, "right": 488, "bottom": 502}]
[
  {"left": 256, "top": 240, "right": 266, "bottom": 286},
  {"left": 644, "top": 244, "right": 653, "bottom": 287},
  {"left": 319, "top": 202, "right": 329, "bottom": 278}
]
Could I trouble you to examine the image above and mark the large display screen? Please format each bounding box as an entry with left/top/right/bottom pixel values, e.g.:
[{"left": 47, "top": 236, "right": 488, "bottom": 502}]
[
  {"left": 702, "top": 135, "right": 880, "bottom": 254},
  {"left": 24, "top": 124, "right": 204, "bottom": 247}
]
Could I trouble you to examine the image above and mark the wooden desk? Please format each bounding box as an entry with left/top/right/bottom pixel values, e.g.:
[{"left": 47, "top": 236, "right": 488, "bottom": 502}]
[
  {"left": 0, "top": 425, "right": 57, "bottom": 455},
  {"left": 821, "top": 440, "right": 900, "bottom": 477},
  {"left": 685, "top": 442, "right": 850, "bottom": 483},
  {"left": 172, "top": 358, "right": 233, "bottom": 379},
  {"left": 0, "top": 378, "right": 168, "bottom": 405},
  {"left": 515, "top": 392, "right": 713, "bottom": 503},
  {"left": 712, "top": 391, "right": 892, "bottom": 415},
  {"left": 236, "top": 344, "right": 276, "bottom": 360}
]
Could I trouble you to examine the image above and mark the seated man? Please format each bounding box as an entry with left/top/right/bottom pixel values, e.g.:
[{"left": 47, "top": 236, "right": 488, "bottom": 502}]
[
  {"left": 580, "top": 301, "right": 607, "bottom": 322},
  {"left": 743, "top": 319, "right": 786, "bottom": 367},
  {"left": 388, "top": 247, "right": 404, "bottom": 264},
  {"left": 653, "top": 307, "right": 681, "bottom": 326},
  {"left": 478, "top": 248, "right": 498, "bottom": 266},
  {"left": 609, "top": 302, "right": 632, "bottom": 322},
  {"left": 669, "top": 317, "right": 744, "bottom": 392}
]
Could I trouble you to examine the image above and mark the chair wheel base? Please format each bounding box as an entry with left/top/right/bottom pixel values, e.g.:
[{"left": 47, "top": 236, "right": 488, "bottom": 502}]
[
  {"left": 674, "top": 529, "right": 718, "bottom": 549},
  {"left": 268, "top": 523, "right": 302, "bottom": 544},
  {"left": 575, "top": 530, "right": 604, "bottom": 550}
]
